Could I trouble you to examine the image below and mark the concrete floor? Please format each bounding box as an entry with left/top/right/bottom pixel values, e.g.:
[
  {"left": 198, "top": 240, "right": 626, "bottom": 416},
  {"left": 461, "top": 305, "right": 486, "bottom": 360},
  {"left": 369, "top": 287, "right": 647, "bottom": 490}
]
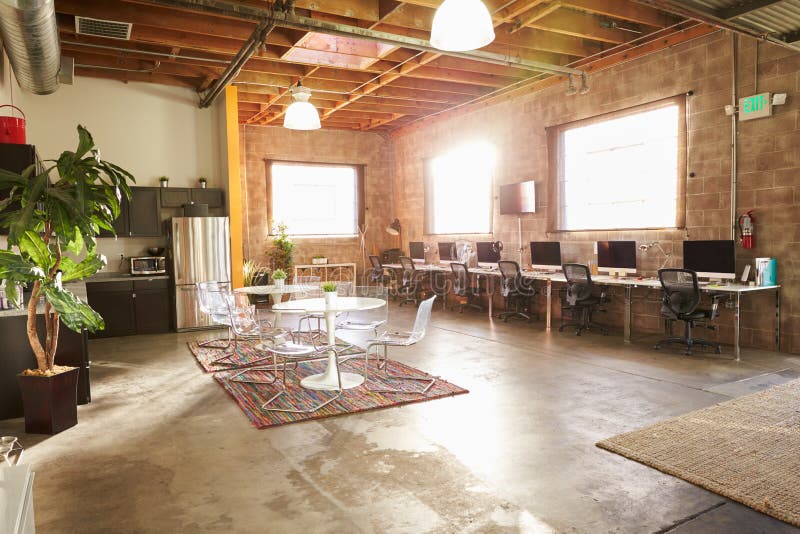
[{"left": 2, "top": 302, "right": 799, "bottom": 533}]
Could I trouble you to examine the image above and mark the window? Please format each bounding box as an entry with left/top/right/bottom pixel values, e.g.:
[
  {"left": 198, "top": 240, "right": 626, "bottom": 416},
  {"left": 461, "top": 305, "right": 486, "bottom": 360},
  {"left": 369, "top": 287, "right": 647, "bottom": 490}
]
[
  {"left": 549, "top": 97, "right": 686, "bottom": 231},
  {"left": 268, "top": 161, "right": 363, "bottom": 236},
  {"left": 424, "top": 141, "right": 495, "bottom": 234}
]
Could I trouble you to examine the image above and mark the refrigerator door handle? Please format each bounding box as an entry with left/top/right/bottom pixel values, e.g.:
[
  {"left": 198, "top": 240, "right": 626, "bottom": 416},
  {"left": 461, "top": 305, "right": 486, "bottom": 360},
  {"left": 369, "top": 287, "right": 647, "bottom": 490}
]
[{"left": 173, "top": 220, "right": 183, "bottom": 285}]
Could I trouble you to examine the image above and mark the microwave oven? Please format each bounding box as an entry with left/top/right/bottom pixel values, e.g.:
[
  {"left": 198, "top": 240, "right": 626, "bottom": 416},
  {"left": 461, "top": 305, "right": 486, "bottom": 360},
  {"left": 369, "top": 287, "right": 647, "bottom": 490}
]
[{"left": 130, "top": 256, "right": 167, "bottom": 275}]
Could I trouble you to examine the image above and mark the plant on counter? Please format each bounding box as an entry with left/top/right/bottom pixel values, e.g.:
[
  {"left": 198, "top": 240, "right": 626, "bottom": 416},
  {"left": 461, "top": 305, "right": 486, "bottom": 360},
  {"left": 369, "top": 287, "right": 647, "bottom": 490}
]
[
  {"left": 0, "top": 126, "right": 134, "bottom": 432},
  {"left": 159, "top": 175, "right": 169, "bottom": 187},
  {"left": 270, "top": 268, "right": 287, "bottom": 280},
  {"left": 321, "top": 282, "right": 337, "bottom": 292},
  {"left": 267, "top": 221, "right": 294, "bottom": 272}
]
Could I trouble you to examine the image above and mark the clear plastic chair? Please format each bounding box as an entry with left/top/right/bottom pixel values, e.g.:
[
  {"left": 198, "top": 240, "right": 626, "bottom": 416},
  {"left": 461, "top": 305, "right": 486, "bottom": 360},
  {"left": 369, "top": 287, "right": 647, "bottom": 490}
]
[
  {"left": 295, "top": 280, "right": 353, "bottom": 342},
  {"left": 196, "top": 281, "right": 238, "bottom": 365},
  {"left": 335, "top": 286, "right": 388, "bottom": 353},
  {"left": 362, "top": 295, "right": 437, "bottom": 394},
  {"left": 225, "top": 303, "right": 291, "bottom": 383}
]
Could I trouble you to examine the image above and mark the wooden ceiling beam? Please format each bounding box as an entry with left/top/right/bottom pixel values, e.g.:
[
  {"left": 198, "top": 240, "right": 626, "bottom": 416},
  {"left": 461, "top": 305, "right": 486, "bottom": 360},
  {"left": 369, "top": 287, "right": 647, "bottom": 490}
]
[
  {"left": 526, "top": 9, "right": 630, "bottom": 43},
  {"left": 74, "top": 67, "right": 201, "bottom": 88},
  {"left": 510, "top": 2, "right": 564, "bottom": 34},
  {"left": 561, "top": 0, "right": 674, "bottom": 27}
]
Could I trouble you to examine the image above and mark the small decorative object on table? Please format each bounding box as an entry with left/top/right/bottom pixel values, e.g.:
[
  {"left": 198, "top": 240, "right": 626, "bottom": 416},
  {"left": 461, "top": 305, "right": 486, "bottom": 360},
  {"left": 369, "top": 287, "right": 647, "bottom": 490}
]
[
  {"left": 198, "top": 176, "right": 207, "bottom": 189},
  {"left": 159, "top": 175, "right": 169, "bottom": 188},
  {"left": 322, "top": 282, "right": 337, "bottom": 307},
  {"left": 312, "top": 255, "right": 328, "bottom": 265},
  {"left": 271, "top": 268, "right": 287, "bottom": 288}
]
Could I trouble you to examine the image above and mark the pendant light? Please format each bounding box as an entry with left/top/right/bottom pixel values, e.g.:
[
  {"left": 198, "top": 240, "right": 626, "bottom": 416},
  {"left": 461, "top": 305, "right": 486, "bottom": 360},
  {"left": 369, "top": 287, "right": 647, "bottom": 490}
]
[
  {"left": 430, "top": 0, "right": 495, "bottom": 52},
  {"left": 283, "top": 83, "right": 321, "bottom": 130}
]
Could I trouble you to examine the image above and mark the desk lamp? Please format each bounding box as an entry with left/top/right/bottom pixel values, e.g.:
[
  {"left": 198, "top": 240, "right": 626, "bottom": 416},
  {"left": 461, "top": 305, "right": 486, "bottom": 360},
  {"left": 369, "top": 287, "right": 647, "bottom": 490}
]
[{"left": 639, "top": 242, "right": 672, "bottom": 270}]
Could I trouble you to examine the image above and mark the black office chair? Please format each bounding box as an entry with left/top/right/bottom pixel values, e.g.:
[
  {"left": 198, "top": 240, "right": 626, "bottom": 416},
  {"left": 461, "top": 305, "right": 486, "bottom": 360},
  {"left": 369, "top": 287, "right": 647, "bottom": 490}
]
[
  {"left": 654, "top": 269, "right": 722, "bottom": 355},
  {"left": 497, "top": 260, "right": 537, "bottom": 322},
  {"left": 449, "top": 262, "right": 484, "bottom": 313},
  {"left": 368, "top": 255, "right": 390, "bottom": 286},
  {"left": 560, "top": 263, "right": 608, "bottom": 335},
  {"left": 398, "top": 256, "right": 424, "bottom": 307}
]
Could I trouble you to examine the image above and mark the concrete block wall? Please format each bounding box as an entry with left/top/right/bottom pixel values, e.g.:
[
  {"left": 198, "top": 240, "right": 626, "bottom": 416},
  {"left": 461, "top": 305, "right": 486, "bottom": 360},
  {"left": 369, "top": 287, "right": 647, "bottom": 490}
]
[
  {"left": 391, "top": 30, "right": 800, "bottom": 353},
  {"left": 239, "top": 125, "right": 395, "bottom": 276}
]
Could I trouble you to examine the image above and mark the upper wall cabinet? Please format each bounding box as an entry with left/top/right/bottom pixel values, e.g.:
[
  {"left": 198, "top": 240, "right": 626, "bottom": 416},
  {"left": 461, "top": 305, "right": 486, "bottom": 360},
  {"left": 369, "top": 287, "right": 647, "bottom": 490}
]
[
  {"left": 161, "top": 187, "right": 225, "bottom": 209},
  {"left": 99, "top": 186, "right": 162, "bottom": 238}
]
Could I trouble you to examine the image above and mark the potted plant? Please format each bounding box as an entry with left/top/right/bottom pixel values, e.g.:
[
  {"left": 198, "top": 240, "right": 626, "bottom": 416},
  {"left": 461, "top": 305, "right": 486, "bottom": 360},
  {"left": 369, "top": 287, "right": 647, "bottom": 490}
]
[
  {"left": 0, "top": 125, "right": 134, "bottom": 434},
  {"left": 242, "top": 259, "right": 268, "bottom": 305},
  {"left": 322, "top": 282, "right": 337, "bottom": 307},
  {"left": 159, "top": 175, "right": 169, "bottom": 188},
  {"left": 267, "top": 221, "right": 294, "bottom": 272},
  {"left": 312, "top": 254, "right": 328, "bottom": 265},
  {"left": 198, "top": 177, "right": 207, "bottom": 189},
  {"left": 271, "top": 268, "right": 287, "bottom": 288}
]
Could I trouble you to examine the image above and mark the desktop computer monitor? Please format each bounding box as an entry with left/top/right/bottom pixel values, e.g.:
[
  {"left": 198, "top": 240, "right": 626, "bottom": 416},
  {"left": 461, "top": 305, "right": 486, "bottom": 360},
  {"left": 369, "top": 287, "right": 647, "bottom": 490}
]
[
  {"left": 597, "top": 241, "right": 637, "bottom": 275},
  {"left": 476, "top": 241, "right": 501, "bottom": 266},
  {"left": 683, "top": 240, "right": 736, "bottom": 280},
  {"left": 438, "top": 241, "right": 455, "bottom": 262},
  {"left": 530, "top": 242, "right": 562, "bottom": 271},
  {"left": 409, "top": 241, "right": 425, "bottom": 261}
]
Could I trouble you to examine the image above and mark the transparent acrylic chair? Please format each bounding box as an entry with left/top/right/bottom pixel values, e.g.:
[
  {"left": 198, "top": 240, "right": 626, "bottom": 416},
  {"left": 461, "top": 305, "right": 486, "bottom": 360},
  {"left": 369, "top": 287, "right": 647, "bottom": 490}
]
[
  {"left": 225, "top": 302, "right": 292, "bottom": 384},
  {"left": 335, "top": 285, "right": 388, "bottom": 353},
  {"left": 363, "top": 295, "right": 437, "bottom": 394},
  {"left": 196, "top": 281, "right": 237, "bottom": 365}
]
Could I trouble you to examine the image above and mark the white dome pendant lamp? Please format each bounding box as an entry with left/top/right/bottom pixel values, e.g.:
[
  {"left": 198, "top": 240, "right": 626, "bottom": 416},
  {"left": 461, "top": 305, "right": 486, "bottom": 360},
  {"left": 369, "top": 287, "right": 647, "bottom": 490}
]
[
  {"left": 430, "top": 0, "right": 495, "bottom": 52},
  {"left": 283, "top": 83, "right": 321, "bottom": 130}
]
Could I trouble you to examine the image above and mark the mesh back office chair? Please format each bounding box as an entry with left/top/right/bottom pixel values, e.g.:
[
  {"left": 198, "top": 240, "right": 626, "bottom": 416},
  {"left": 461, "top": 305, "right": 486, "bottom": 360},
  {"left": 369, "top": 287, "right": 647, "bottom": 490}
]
[
  {"left": 361, "top": 295, "right": 437, "bottom": 394},
  {"left": 449, "top": 262, "right": 484, "bottom": 313},
  {"left": 559, "top": 263, "right": 608, "bottom": 336},
  {"left": 654, "top": 269, "right": 722, "bottom": 355},
  {"left": 497, "top": 260, "right": 537, "bottom": 322},
  {"left": 398, "top": 256, "right": 424, "bottom": 307},
  {"left": 368, "top": 255, "right": 391, "bottom": 286}
]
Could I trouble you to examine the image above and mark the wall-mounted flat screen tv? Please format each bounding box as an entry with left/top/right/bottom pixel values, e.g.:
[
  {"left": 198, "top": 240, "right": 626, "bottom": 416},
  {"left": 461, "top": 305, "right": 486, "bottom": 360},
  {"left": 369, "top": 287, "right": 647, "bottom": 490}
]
[{"left": 499, "top": 181, "right": 536, "bottom": 215}]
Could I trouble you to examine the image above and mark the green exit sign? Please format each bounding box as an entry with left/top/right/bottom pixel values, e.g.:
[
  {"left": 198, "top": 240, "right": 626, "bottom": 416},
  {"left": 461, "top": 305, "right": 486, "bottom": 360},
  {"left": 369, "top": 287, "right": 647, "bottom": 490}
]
[{"left": 739, "top": 93, "right": 772, "bottom": 121}]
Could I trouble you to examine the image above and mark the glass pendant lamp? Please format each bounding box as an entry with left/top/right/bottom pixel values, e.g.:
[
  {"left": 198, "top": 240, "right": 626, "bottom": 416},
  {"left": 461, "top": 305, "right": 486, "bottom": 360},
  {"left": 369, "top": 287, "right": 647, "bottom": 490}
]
[
  {"left": 283, "top": 84, "right": 321, "bottom": 130},
  {"left": 430, "top": 0, "right": 495, "bottom": 52}
]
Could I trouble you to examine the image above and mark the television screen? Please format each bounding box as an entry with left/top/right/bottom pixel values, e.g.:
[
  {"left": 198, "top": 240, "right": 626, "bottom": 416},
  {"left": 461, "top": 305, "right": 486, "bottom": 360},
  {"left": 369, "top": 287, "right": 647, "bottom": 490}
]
[
  {"left": 499, "top": 181, "right": 536, "bottom": 215},
  {"left": 409, "top": 241, "right": 425, "bottom": 260},
  {"left": 530, "top": 241, "right": 562, "bottom": 269},
  {"left": 683, "top": 240, "right": 735, "bottom": 279}
]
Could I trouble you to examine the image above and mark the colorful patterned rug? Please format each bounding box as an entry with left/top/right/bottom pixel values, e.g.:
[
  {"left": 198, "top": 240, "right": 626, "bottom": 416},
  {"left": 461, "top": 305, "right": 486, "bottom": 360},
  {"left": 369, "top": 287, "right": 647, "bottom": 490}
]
[
  {"left": 213, "top": 357, "right": 469, "bottom": 428},
  {"left": 597, "top": 379, "right": 800, "bottom": 527},
  {"left": 187, "top": 336, "right": 363, "bottom": 372}
]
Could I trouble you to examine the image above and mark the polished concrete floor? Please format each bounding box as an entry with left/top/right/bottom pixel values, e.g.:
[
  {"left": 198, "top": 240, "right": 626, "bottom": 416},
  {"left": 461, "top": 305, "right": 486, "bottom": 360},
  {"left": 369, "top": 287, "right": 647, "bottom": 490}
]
[{"left": 2, "top": 302, "right": 799, "bottom": 533}]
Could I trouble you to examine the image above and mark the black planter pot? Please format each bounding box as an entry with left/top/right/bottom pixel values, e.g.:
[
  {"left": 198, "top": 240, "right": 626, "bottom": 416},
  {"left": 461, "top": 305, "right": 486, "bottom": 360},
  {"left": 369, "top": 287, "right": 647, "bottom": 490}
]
[{"left": 17, "top": 367, "right": 79, "bottom": 434}]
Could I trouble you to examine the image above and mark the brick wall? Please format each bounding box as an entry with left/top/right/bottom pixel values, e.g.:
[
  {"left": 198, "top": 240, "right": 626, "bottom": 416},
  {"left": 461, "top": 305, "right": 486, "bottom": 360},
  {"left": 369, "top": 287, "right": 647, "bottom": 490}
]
[
  {"left": 240, "top": 125, "right": 395, "bottom": 277},
  {"left": 391, "top": 31, "right": 800, "bottom": 353}
]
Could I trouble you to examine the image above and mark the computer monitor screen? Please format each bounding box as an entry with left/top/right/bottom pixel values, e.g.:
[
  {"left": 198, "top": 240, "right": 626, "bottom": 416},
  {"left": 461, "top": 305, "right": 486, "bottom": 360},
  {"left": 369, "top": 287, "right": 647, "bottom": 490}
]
[
  {"left": 438, "top": 242, "right": 455, "bottom": 261},
  {"left": 597, "top": 241, "right": 637, "bottom": 275},
  {"left": 683, "top": 240, "right": 736, "bottom": 280},
  {"left": 499, "top": 181, "right": 536, "bottom": 215},
  {"left": 476, "top": 241, "right": 501, "bottom": 264},
  {"left": 409, "top": 241, "right": 425, "bottom": 261},
  {"left": 530, "top": 241, "right": 562, "bottom": 270}
]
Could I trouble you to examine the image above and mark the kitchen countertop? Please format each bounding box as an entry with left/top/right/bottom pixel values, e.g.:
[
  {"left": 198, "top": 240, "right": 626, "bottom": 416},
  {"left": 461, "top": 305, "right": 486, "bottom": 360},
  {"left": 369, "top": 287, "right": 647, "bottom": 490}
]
[
  {"left": 87, "top": 272, "right": 170, "bottom": 283},
  {"left": 0, "top": 280, "right": 88, "bottom": 318}
]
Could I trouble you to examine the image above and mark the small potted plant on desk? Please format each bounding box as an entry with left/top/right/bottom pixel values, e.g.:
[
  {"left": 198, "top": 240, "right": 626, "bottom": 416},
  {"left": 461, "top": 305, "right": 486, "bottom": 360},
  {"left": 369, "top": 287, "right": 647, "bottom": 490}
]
[
  {"left": 0, "top": 125, "right": 134, "bottom": 434},
  {"left": 322, "top": 282, "right": 337, "bottom": 308},
  {"left": 271, "top": 268, "right": 287, "bottom": 289}
]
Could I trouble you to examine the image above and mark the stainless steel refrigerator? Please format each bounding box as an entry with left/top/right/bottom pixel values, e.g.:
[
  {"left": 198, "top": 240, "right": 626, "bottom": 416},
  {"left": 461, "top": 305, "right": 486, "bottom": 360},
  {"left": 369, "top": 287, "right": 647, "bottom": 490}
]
[{"left": 171, "top": 216, "right": 231, "bottom": 331}]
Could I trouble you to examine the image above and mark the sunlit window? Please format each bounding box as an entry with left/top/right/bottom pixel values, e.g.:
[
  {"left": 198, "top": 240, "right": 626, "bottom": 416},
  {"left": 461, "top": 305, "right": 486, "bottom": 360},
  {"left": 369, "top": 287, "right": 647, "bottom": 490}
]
[
  {"left": 270, "top": 162, "right": 358, "bottom": 236},
  {"left": 554, "top": 101, "right": 684, "bottom": 231},
  {"left": 425, "top": 141, "right": 495, "bottom": 234}
]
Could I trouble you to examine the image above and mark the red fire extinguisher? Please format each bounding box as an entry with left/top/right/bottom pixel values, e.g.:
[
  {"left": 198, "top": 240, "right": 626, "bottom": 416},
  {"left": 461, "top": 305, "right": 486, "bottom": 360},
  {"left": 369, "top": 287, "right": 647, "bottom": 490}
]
[{"left": 739, "top": 210, "right": 755, "bottom": 249}]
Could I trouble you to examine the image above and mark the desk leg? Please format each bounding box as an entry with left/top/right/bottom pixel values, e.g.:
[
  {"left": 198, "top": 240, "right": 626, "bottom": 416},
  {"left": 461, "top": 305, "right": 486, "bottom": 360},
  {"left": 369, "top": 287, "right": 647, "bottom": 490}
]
[
  {"left": 546, "top": 279, "right": 552, "bottom": 331},
  {"left": 775, "top": 288, "right": 781, "bottom": 352},
  {"left": 487, "top": 275, "right": 493, "bottom": 318},
  {"left": 624, "top": 286, "right": 632, "bottom": 344},
  {"left": 300, "top": 311, "right": 364, "bottom": 391},
  {"left": 734, "top": 292, "right": 741, "bottom": 361}
]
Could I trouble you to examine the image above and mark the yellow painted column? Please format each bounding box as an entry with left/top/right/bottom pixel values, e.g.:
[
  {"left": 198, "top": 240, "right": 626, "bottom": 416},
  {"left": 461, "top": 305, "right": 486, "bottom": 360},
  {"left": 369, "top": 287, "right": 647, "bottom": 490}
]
[{"left": 225, "top": 85, "right": 244, "bottom": 288}]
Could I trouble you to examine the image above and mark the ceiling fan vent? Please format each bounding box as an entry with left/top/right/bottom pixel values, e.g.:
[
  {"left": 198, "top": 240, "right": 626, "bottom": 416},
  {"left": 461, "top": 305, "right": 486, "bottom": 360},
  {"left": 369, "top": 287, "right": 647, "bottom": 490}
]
[{"left": 75, "top": 16, "right": 132, "bottom": 40}]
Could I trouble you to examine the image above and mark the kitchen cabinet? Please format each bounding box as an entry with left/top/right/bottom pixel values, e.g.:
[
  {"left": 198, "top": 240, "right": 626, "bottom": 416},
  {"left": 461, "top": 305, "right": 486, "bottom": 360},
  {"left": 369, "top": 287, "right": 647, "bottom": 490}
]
[
  {"left": 86, "top": 277, "right": 170, "bottom": 338},
  {"left": 161, "top": 187, "right": 225, "bottom": 209},
  {"left": 99, "top": 186, "right": 161, "bottom": 237}
]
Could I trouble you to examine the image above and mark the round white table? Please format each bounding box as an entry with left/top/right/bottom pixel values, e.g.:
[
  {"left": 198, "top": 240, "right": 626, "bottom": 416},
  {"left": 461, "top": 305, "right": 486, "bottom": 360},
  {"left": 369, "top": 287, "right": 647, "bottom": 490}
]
[
  {"left": 272, "top": 296, "right": 386, "bottom": 391},
  {"left": 234, "top": 284, "right": 306, "bottom": 305}
]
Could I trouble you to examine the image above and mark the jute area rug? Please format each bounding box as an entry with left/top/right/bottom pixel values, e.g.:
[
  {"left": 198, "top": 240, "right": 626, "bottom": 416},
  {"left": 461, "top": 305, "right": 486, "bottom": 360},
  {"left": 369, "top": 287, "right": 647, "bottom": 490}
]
[{"left": 597, "top": 379, "right": 800, "bottom": 527}]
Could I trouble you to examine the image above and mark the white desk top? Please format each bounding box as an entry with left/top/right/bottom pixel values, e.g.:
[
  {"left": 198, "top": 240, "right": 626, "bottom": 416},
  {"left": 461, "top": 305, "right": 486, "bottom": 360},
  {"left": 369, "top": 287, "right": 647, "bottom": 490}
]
[{"left": 272, "top": 296, "right": 386, "bottom": 313}]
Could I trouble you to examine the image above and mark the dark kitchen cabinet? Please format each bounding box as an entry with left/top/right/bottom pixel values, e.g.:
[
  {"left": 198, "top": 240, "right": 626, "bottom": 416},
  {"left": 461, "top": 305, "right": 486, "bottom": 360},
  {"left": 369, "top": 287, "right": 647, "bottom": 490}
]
[
  {"left": 86, "top": 278, "right": 170, "bottom": 338},
  {"left": 161, "top": 187, "right": 224, "bottom": 209},
  {"left": 99, "top": 186, "right": 162, "bottom": 238},
  {"left": 98, "top": 193, "right": 129, "bottom": 238}
]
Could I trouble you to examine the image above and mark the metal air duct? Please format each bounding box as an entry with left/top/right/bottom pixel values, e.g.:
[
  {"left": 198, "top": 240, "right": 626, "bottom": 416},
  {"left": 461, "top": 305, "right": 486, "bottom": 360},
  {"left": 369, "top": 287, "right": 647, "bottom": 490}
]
[{"left": 0, "top": 0, "right": 61, "bottom": 95}]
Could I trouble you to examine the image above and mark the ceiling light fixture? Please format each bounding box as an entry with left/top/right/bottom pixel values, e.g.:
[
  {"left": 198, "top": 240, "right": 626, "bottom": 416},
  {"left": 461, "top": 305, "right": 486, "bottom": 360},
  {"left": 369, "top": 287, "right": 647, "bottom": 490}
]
[
  {"left": 430, "top": 0, "right": 495, "bottom": 52},
  {"left": 579, "top": 72, "right": 590, "bottom": 95},
  {"left": 283, "top": 83, "right": 321, "bottom": 130},
  {"left": 565, "top": 74, "right": 577, "bottom": 96}
]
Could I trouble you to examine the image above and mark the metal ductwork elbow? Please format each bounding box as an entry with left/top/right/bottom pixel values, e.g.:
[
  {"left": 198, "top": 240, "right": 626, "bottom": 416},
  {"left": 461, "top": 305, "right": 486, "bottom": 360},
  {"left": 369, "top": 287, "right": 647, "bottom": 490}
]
[{"left": 0, "top": 0, "right": 61, "bottom": 95}]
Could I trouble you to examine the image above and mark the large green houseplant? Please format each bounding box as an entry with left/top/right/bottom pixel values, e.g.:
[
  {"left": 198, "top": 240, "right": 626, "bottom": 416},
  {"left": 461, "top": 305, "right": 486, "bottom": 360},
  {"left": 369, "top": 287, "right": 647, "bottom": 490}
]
[{"left": 0, "top": 126, "right": 134, "bottom": 432}]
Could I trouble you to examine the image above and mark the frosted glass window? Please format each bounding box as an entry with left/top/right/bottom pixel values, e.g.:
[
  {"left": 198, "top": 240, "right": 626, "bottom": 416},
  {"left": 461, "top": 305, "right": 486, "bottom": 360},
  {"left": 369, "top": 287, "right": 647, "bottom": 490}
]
[
  {"left": 426, "top": 141, "right": 495, "bottom": 234},
  {"left": 271, "top": 163, "right": 357, "bottom": 236},
  {"left": 556, "top": 104, "right": 681, "bottom": 231}
]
